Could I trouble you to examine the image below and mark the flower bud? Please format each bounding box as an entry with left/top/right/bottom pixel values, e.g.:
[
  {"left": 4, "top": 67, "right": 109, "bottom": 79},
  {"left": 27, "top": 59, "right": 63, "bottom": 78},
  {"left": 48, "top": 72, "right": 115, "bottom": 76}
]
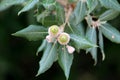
[
  {"left": 66, "top": 45, "right": 75, "bottom": 54},
  {"left": 58, "top": 32, "right": 70, "bottom": 45},
  {"left": 48, "top": 25, "right": 60, "bottom": 37},
  {"left": 46, "top": 35, "right": 53, "bottom": 43}
]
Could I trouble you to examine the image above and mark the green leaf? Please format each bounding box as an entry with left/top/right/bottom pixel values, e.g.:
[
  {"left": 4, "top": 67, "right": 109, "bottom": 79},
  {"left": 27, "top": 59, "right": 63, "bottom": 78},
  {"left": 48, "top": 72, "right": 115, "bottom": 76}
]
[
  {"left": 12, "top": 25, "right": 48, "bottom": 41},
  {"left": 99, "top": 0, "right": 120, "bottom": 11},
  {"left": 100, "top": 23, "right": 120, "bottom": 43},
  {"left": 58, "top": 46, "right": 73, "bottom": 80},
  {"left": 86, "top": 27, "right": 97, "bottom": 65},
  {"left": 65, "top": 23, "right": 85, "bottom": 36},
  {"left": 0, "top": 0, "right": 25, "bottom": 11},
  {"left": 36, "top": 42, "right": 58, "bottom": 76},
  {"left": 86, "top": 0, "right": 98, "bottom": 13},
  {"left": 99, "top": 9, "right": 120, "bottom": 21},
  {"left": 18, "top": 0, "right": 39, "bottom": 15},
  {"left": 98, "top": 29, "right": 105, "bottom": 61},
  {"left": 36, "top": 39, "right": 47, "bottom": 56},
  {"left": 55, "top": 3, "right": 65, "bottom": 25},
  {"left": 36, "top": 10, "right": 50, "bottom": 24},
  {"left": 41, "top": 0, "right": 56, "bottom": 10},
  {"left": 70, "top": 34, "right": 97, "bottom": 50},
  {"left": 70, "top": 0, "right": 87, "bottom": 25}
]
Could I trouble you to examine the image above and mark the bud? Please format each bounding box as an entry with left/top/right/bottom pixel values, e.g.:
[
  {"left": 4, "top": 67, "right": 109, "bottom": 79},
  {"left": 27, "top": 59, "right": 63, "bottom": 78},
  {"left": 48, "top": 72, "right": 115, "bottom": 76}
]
[
  {"left": 46, "top": 35, "right": 53, "bottom": 43},
  {"left": 58, "top": 32, "right": 70, "bottom": 45},
  {"left": 66, "top": 45, "right": 75, "bottom": 54},
  {"left": 48, "top": 25, "right": 60, "bottom": 37}
]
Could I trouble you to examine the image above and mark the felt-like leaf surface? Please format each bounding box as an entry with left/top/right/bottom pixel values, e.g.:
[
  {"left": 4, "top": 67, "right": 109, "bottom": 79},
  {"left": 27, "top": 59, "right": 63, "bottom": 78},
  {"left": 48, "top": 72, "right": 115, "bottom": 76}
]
[
  {"left": 36, "top": 42, "right": 58, "bottom": 76},
  {"left": 98, "top": 29, "right": 105, "bottom": 61},
  {"left": 0, "top": 0, "right": 25, "bottom": 11},
  {"left": 100, "top": 23, "right": 120, "bottom": 43},
  {"left": 99, "top": 0, "right": 120, "bottom": 11},
  {"left": 70, "top": 34, "right": 97, "bottom": 50},
  {"left": 70, "top": 0, "right": 87, "bottom": 25},
  {"left": 99, "top": 9, "right": 120, "bottom": 21},
  {"left": 58, "top": 46, "right": 73, "bottom": 80},
  {"left": 12, "top": 25, "right": 48, "bottom": 41},
  {"left": 18, "top": 0, "right": 39, "bottom": 15},
  {"left": 86, "top": 0, "right": 98, "bottom": 13},
  {"left": 86, "top": 27, "right": 97, "bottom": 65},
  {"left": 36, "top": 39, "right": 47, "bottom": 56}
]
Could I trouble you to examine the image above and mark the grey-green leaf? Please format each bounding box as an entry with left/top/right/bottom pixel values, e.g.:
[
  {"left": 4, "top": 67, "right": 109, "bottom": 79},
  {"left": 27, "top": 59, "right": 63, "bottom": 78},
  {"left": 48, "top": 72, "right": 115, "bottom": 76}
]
[
  {"left": 99, "top": 0, "right": 120, "bottom": 11},
  {"left": 58, "top": 46, "right": 73, "bottom": 80},
  {"left": 70, "top": 0, "right": 87, "bottom": 25},
  {"left": 18, "top": 0, "right": 39, "bottom": 15},
  {"left": 0, "top": 0, "right": 25, "bottom": 11},
  {"left": 99, "top": 9, "right": 120, "bottom": 21},
  {"left": 12, "top": 25, "right": 48, "bottom": 41},
  {"left": 100, "top": 23, "right": 120, "bottom": 43},
  {"left": 70, "top": 34, "right": 97, "bottom": 50},
  {"left": 42, "top": 0, "right": 56, "bottom": 10},
  {"left": 98, "top": 29, "right": 105, "bottom": 61},
  {"left": 65, "top": 23, "right": 85, "bottom": 36},
  {"left": 86, "top": 27, "right": 97, "bottom": 65},
  {"left": 86, "top": 0, "right": 98, "bottom": 13},
  {"left": 36, "top": 39, "right": 47, "bottom": 56},
  {"left": 36, "top": 42, "right": 58, "bottom": 76}
]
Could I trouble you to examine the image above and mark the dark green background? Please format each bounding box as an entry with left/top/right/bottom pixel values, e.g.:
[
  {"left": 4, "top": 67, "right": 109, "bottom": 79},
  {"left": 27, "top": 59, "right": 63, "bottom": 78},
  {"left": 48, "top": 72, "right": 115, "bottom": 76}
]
[{"left": 0, "top": 5, "right": 120, "bottom": 80}]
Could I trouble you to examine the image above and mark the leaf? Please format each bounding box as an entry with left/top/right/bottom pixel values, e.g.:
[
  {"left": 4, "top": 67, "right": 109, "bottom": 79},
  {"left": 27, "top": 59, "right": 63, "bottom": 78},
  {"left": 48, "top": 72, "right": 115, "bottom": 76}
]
[
  {"left": 12, "top": 25, "right": 48, "bottom": 41},
  {"left": 99, "top": 0, "right": 120, "bottom": 11},
  {"left": 36, "top": 42, "right": 58, "bottom": 76},
  {"left": 99, "top": 9, "right": 120, "bottom": 21},
  {"left": 36, "top": 10, "right": 50, "bottom": 24},
  {"left": 0, "top": 0, "right": 25, "bottom": 11},
  {"left": 41, "top": 0, "right": 56, "bottom": 10},
  {"left": 55, "top": 3, "right": 65, "bottom": 25},
  {"left": 18, "top": 0, "right": 39, "bottom": 15},
  {"left": 86, "top": 0, "right": 98, "bottom": 13},
  {"left": 70, "top": 0, "right": 87, "bottom": 25},
  {"left": 65, "top": 23, "right": 85, "bottom": 36},
  {"left": 36, "top": 39, "right": 47, "bottom": 56},
  {"left": 86, "top": 27, "right": 97, "bottom": 65},
  {"left": 100, "top": 23, "right": 120, "bottom": 43},
  {"left": 98, "top": 29, "right": 105, "bottom": 61},
  {"left": 58, "top": 46, "right": 73, "bottom": 80},
  {"left": 70, "top": 34, "right": 97, "bottom": 50}
]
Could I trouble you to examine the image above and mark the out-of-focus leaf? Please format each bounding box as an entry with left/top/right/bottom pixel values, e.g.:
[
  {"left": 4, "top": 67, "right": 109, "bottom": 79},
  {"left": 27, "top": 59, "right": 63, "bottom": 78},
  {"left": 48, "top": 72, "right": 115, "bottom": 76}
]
[
  {"left": 70, "top": 0, "right": 87, "bottom": 25},
  {"left": 18, "top": 0, "right": 39, "bottom": 15},
  {"left": 58, "top": 46, "right": 73, "bottom": 80},
  {"left": 0, "top": 0, "right": 25, "bottom": 11},
  {"left": 85, "top": 14, "right": 92, "bottom": 27},
  {"left": 55, "top": 3, "right": 65, "bottom": 25},
  {"left": 36, "top": 10, "right": 50, "bottom": 24},
  {"left": 86, "top": 27, "right": 97, "bottom": 65},
  {"left": 98, "top": 29, "right": 105, "bottom": 61},
  {"left": 99, "top": 9, "right": 120, "bottom": 21},
  {"left": 41, "top": 0, "right": 56, "bottom": 10},
  {"left": 36, "top": 42, "right": 58, "bottom": 76},
  {"left": 12, "top": 25, "right": 48, "bottom": 41},
  {"left": 86, "top": 0, "right": 98, "bottom": 13},
  {"left": 70, "top": 34, "right": 97, "bottom": 50},
  {"left": 99, "top": 0, "right": 120, "bottom": 11},
  {"left": 100, "top": 23, "right": 120, "bottom": 43},
  {"left": 36, "top": 39, "right": 47, "bottom": 56}
]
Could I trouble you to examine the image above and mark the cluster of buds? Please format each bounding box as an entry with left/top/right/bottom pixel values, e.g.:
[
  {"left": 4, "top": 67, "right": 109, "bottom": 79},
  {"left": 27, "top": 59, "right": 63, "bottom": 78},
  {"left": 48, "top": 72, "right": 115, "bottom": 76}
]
[{"left": 46, "top": 25, "right": 75, "bottom": 54}]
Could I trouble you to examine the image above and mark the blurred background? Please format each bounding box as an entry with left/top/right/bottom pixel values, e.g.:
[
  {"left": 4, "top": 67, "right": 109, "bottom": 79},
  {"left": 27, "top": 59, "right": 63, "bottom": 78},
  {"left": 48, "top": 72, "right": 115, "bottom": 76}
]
[{"left": 0, "top": 4, "right": 120, "bottom": 80}]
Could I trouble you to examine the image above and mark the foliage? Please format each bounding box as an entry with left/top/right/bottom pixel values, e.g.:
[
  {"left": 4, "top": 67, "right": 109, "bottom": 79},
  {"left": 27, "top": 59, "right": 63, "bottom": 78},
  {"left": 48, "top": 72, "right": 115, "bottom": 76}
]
[{"left": 0, "top": 0, "right": 120, "bottom": 80}]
